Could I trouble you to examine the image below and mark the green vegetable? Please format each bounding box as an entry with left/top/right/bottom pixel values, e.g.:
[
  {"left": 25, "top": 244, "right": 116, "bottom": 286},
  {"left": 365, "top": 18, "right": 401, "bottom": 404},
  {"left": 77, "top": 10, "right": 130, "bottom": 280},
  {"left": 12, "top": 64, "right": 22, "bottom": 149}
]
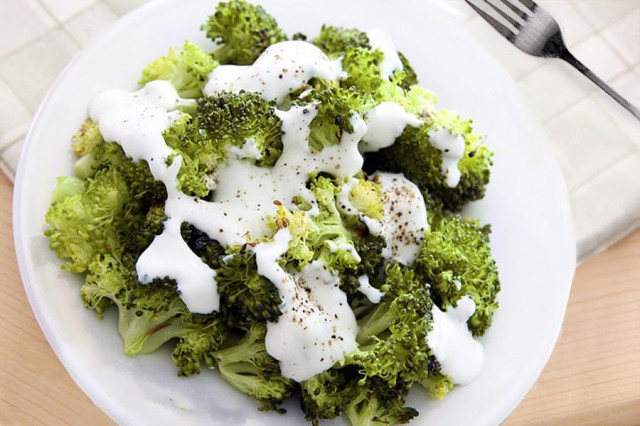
[
  {"left": 366, "top": 113, "right": 492, "bottom": 212},
  {"left": 139, "top": 41, "right": 218, "bottom": 98},
  {"left": 212, "top": 323, "right": 297, "bottom": 411},
  {"left": 415, "top": 213, "right": 500, "bottom": 336},
  {"left": 215, "top": 247, "right": 282, "bottom": 330},
  {"left": 344, "top": 263, "right": 434, "bottom": 387},
  {"left": 203, "top": 0, "right": 287, "bottom": 65},
  {"left": 312, "top": 25, "right": 370, "bottom": 57}
]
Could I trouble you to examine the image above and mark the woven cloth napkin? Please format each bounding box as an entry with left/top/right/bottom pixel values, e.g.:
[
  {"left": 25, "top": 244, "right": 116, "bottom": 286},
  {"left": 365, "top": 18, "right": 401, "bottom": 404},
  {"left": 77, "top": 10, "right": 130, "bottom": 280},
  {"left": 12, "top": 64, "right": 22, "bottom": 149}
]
[{"left": 1, "top": 0, "right": 639, "bottom": 261}]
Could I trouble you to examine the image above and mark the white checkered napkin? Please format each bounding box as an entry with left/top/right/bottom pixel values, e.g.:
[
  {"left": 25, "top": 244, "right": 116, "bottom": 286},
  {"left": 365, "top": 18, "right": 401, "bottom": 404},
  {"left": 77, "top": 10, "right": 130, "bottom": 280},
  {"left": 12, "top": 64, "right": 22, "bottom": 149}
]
[{"left": 2, "top": 0, "right": 639, "bottom": 261}]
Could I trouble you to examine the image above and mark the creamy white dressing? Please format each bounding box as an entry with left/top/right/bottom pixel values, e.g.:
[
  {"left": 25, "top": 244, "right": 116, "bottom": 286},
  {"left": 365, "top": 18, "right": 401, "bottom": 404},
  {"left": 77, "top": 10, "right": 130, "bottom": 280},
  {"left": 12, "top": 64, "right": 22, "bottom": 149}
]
[
  {"left": 227, "top": 137, "right": 263, "bottom": 160},
  {"left": 254, "top": 229, "right": 358, "bottom": 382},
  {"left": 203, "top": 40, "right": 346, "bottom": 104},
  {"left": 429, "top": 127, "right": 465, "bottom": 188},
  {"left": 366, "top": 28, "right": 404, "bottom": 80},
  {"left": 137, "top": 217, "right": 219, "bottom": 313},
  {"left": 357, "top": 274, "right": 384, "bottom": 303},
  {"left": 373, "top": 172, "right": 428, "bottom": 265},
  {"left": 361, "top": 102, "right": 422, "bottom": 153},
  {"left": 427, "top": 296, "right": 484, "bottom": 385}
]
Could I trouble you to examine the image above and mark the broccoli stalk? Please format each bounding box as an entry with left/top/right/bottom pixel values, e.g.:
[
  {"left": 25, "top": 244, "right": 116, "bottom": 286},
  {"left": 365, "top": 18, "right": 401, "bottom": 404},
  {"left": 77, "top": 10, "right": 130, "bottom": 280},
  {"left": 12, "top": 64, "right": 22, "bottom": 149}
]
[{"left": 213, "top": 323, "right": 296, "bottom": 412}]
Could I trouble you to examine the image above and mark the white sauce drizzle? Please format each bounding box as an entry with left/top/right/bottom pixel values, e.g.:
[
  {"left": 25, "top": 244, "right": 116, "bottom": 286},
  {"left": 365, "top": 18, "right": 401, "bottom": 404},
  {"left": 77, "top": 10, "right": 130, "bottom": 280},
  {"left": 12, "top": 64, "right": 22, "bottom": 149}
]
[
  {"left": 429, "top": 128, "right": 465, "bottom": 188},
  {"left": 374, "top": 172, "right": 428, "bottom": 265},
  {"left": 427, "top": 296, "right": 484, "bottom": 385},
  {"left": 254, "top": 229, "right": 358, "bottom": 382},
  {"left": 366, "top": 28, "right": 404, "bottom": 80},
  {"left": 227, "top": 137, "right": 262, "bottom": 160},
  {"left": 203, "top": 40, "right": 346, "bottom": 104},
  {"left": 357, "top": 274, "right": 384, "bottom": 303},
  {"left": 361, "top": 102, "right": 422, "bottom": 153}
]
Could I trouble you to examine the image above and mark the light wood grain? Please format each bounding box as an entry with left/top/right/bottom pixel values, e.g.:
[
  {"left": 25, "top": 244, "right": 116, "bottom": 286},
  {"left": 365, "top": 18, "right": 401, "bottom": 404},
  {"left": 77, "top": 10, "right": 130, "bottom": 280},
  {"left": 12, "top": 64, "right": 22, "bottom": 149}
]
[{"left": 1, "top": 173, "right": 639, "bottom": 425}]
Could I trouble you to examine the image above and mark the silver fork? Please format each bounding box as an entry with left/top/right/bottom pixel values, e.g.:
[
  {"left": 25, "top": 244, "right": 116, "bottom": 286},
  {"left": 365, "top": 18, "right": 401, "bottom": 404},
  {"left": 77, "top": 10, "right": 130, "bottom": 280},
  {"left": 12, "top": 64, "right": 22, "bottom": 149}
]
[{"left": 465, "top": 0, "right": 640, "bottom": 119}]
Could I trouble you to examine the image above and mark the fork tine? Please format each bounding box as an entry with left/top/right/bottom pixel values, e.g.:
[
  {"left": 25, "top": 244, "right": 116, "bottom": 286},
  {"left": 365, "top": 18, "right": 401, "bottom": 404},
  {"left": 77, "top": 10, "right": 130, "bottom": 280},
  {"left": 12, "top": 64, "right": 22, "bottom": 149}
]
[
  {"left": 485, "top": 0, "right": 524, "bottom": 29},
  {"left": 513, "top": 0, "right": 537, "bottom": 12},
  {"left": 464, "top": 0, "right": 514, "bottom": 38},
  {"left": 499, "top": 0, "right": 529, "bottom": 19}
]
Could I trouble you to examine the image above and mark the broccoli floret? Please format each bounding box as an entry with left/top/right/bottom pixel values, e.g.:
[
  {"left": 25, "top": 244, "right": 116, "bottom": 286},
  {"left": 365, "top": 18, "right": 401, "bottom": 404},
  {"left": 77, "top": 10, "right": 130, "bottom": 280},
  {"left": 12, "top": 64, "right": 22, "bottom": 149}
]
[
  {"left": 301, "top": 368, "right": 417, "bottom": 425},
  {"left": 91, "top": 141, "right": 167, "bottom": 206},
  {"left": 161, "top": 92, "right": 283, "bottom": 197},
  {"left": 197, "top": 91, "right": 283, "bottom": 167},
  {"left": 71, "top": 118, "right": 103, "bottom": 156},
  {"left": 215, "top": 247, "right": 282, "bottom": 329},
  {"left": 344, "top": 377, "right": 418, "bottom": 426},
  {"left": 308, "top": 176, "right": 360, "bottom": 274},
  {"left": 312, "top": 25, "right": 416, "bottom": 92},
  {"left": 268, "top": 203, "right": 316, "bottom": 268},
  {"left": 340, "top": 47, "right": 385, "bottom": 101},
  {"left": 365, "top": 112, "right": 492, "bottom": 211},
  {"left": 300, "top": 368, "right": 357, "bottom": 423},
  {"left": 346, "top": 177, "right": 384, "bottom": 221},
  {"left": 139, "top": 41, "right": 218, "bottom": 98},
  {"left": 171, "top": 318, "right": 228, "bottom": 376},
  {"left": 295, "top": 87, "right": 369, "bottom": 153},
  {"left": 213, "top": 322, "right": 296, "bottom": 411},
  {"left": 81, "top": 253, "right": 227, "bottom": 368},
  {"left": 45, "top": 167, "right": 142, "bottom": 273},
  {"left": 415, "top": 213, "right": 500, "bottom": 336},
  {"left": 344, "top": 263, "right": 433, "bottom": 387},
  {"left": 129, "top": 205, "right": 167, "bottom": 257},
  {"left": 203, "top": 0, "right": 287, "bottom": 65},
  {"left": 182, "top": 224, "right": 226, "bottom": 269},
  {"left": 312, "top": 26, "right": 370, "bottom": 57},
  {"left": 420, "top": 371, "right": 453, "bottom": 400},
  {"left": 162, "top": 112, "right": 225, "bottom": 198},
  {"left": 46, "top": 138, "right": 165, "bottom": 273}
]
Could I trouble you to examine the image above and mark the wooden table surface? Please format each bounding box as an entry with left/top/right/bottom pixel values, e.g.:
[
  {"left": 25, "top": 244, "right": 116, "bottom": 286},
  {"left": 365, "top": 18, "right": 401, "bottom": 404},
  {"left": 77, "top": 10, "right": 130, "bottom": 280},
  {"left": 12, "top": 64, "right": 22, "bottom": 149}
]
[{"left": 1, "top": 171, "right": 639, "bottom": 425}]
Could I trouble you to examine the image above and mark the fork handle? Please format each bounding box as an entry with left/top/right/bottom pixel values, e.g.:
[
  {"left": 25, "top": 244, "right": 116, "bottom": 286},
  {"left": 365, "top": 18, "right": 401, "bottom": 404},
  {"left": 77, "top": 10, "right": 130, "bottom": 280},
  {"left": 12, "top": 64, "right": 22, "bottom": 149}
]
[{"left": 559, "top": 50, "right": 640, "bottom": 120}]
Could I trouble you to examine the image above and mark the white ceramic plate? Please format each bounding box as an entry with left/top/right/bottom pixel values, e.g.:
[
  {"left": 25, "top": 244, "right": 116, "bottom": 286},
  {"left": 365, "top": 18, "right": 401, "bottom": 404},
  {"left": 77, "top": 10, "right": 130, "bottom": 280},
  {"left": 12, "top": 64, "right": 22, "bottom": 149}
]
[{"left": 13, "top": 0, "right": 576, "bottom": 424}]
